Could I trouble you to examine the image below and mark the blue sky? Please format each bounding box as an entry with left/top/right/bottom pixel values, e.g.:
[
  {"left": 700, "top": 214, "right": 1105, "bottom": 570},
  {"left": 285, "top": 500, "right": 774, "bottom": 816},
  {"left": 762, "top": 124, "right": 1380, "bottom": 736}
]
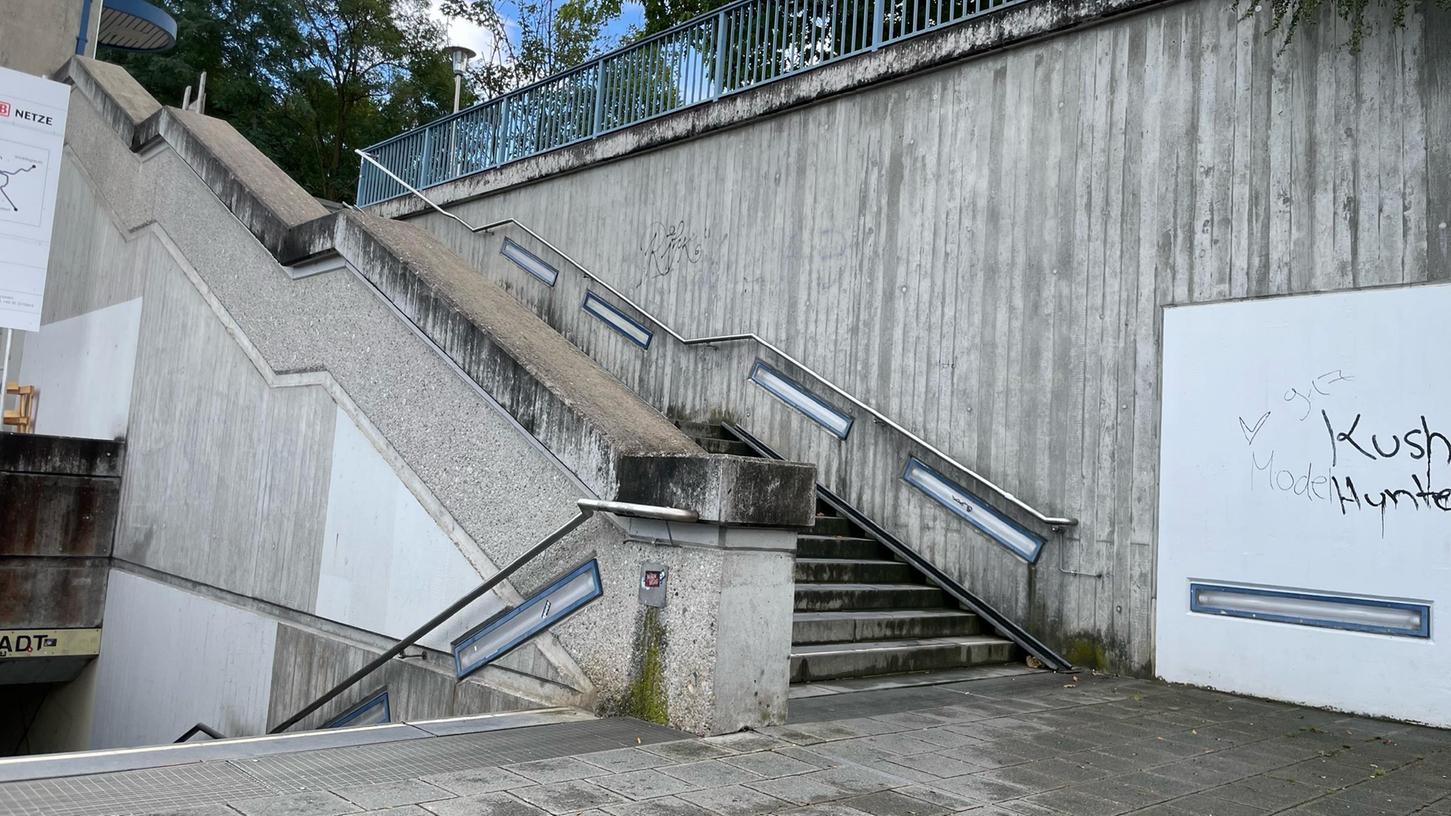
[{"left": 430, "top": 0, "right": 647, "bottom": 70}]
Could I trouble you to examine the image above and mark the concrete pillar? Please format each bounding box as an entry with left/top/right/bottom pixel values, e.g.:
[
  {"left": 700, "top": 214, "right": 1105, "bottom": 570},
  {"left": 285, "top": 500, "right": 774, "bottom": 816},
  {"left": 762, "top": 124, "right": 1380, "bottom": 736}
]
[{"left": 610, "top": 518, "right": 797, "bottom": 735}]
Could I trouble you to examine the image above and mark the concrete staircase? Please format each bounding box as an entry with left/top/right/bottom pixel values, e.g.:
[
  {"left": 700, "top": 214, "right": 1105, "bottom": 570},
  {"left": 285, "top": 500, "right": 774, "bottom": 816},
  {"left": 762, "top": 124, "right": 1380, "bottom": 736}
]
[{"left": 677, "top": 423, "right": 1017, "bottom": 683}]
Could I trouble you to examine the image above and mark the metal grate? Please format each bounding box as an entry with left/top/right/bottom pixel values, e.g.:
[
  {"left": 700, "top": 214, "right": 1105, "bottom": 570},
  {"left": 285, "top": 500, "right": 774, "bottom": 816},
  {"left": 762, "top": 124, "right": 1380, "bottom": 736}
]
[{"left": 0, "top": 718, "right": 683, "bottom": 816}]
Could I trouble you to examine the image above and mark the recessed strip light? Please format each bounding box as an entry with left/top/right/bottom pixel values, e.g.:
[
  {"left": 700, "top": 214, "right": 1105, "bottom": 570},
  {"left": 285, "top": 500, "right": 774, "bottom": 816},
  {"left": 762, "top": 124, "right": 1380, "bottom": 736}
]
[
  {"left": 582, "top": 291, "right": 653, "bottom": 349},
  {"left": 901, "top": 457, "right": 1045, "bottom": 563},
  {"left": 452, "top": 560, "right": 603, "bottom": 680},
  {"left": 1190, "top": 583, "right": 1430, "bottom": 638},
  {"left": 500, "top": 238, "right": 559, "bottom": 286},
  {"left": 748, "top": 360, "right": 853, "bottom": 439},
  {"left": 324, "top": 687, "right": 391, "bottom": 728}
]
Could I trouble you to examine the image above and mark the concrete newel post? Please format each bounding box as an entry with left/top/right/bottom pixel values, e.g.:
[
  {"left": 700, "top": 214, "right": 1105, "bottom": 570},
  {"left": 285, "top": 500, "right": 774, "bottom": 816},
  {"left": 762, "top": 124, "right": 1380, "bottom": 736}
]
[
  {"left": 611, "top": 453, "right": 816, "bottom": 735},
  {"left": 613, "top": 517, "right": 798, "bottom": 735}
]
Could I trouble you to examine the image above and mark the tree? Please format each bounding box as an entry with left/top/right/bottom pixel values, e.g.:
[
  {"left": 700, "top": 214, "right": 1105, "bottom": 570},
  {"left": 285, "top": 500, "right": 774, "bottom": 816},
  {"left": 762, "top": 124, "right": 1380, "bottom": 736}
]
[
  {"left": 102, "top": 0, "right": 458, "bottom": 203},
  {"left": 1238, "top": 0, "right": 1451, "bottom": 51}
]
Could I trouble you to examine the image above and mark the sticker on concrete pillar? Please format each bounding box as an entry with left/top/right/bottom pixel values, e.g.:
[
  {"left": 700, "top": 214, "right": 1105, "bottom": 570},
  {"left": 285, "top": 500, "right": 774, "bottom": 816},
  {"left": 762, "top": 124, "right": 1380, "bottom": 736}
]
[
  {"left": 639, "top": 562, "right": 668, "bottom": 608},
  {"left": 0, "top": 628, "right": 100, "bottom": 659},
  {"left": 451, "top": 559, "right": 603, "bottom": 680}
]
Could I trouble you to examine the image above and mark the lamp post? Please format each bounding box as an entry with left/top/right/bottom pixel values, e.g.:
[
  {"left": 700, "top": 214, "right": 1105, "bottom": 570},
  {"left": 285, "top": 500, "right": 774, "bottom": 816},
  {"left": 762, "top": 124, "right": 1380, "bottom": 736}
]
[{"left": 443, "top": 44, "right": 476, "bottom": 113}]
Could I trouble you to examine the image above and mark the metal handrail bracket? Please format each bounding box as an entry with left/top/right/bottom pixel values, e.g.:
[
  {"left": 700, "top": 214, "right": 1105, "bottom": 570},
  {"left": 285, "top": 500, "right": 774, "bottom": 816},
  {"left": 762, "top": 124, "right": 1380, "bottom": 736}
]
[{"left": 354, "top": 148, "right": 1076, "bottom": 531}]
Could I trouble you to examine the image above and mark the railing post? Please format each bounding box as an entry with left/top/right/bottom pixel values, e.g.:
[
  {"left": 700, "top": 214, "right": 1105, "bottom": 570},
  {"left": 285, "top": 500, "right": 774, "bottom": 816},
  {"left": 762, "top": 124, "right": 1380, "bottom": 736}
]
[
  {"left": 418, "top": 127, "right": 433, "bottom": 188},
  {"left": 712, "top": 9, "right": 729, "bottom": 98},
  {"left": 591, "top": 60, "right": 606, "bottom": 136},
  {"left": 871, "top": 0, "right": 886, "bottom": 49},
  {"left": 495, "top": 96, "right": 511, "bottom": 167}
]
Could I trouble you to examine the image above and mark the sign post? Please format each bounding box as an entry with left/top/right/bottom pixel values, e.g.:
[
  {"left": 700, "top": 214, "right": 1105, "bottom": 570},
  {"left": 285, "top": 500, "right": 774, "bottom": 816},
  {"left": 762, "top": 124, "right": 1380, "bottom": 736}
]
[{"left": 0, "top": 66, "right": 69, "bottom": 424}]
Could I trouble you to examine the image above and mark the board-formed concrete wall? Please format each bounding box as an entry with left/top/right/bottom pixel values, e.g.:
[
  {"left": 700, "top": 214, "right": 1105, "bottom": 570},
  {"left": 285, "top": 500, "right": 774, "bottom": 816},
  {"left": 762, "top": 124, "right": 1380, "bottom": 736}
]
[{"left": 402, "top": 0, "right": 1451, "bottom": 673}]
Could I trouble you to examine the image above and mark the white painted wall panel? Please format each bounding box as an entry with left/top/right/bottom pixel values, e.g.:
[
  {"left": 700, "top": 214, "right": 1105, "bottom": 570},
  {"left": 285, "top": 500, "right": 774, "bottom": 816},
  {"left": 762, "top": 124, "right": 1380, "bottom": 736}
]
[
  {"left": 1157, "top": 283, "right": 1451, "bottom": 726},
  {"left": 89, "top": 570, "right": 277, "bottom": 749},
  {"left": 16, "top": 296, "right": 140, "bottom": 439},
  {"left": 317, "top": 407, "right": 504, "bottom": 653}
]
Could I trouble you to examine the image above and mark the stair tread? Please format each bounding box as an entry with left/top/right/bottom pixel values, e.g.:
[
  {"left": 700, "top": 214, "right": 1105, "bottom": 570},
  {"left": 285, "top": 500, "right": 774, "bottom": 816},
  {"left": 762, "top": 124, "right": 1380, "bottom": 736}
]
[
  {"left": 795, "top": 558, "right": 904, "bottom": 566},
  {"left": 794, "top": 609, "right": 975, "bottom": 621},
  {"left": 796, "top": 583, "right": 940, "bottom": 590},
  {"left": 792, "top": 635, "right": 1010, "bottom": 657}
]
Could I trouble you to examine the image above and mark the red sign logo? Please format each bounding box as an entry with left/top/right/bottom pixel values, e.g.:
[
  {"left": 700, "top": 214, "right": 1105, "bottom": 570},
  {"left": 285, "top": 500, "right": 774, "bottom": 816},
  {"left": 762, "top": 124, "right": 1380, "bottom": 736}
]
[{"left": 0, "top": 101, "right": 10, "bottom": 117}]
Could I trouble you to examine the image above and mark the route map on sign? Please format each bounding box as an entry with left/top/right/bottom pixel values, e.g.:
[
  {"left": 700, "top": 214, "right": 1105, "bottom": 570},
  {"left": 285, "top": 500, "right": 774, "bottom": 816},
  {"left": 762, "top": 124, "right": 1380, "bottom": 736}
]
[
  {"left": 0, "top": 66, "right": 69, "bottom": 332},
  {"left": 0, "top": 137, "right": 48, "bottom": 227}
]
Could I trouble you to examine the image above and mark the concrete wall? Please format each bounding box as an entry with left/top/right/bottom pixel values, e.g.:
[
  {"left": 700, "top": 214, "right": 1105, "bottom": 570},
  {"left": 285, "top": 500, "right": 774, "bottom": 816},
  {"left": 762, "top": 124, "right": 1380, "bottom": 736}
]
[
  {"left": 402, "top": 0, "right": 1451, "bottom": 673},
  {"left": 0, "top": 0, "right": 95, "bottom": 77},
  {"left": 11, "top": 56, "right": 806, "bottom": 743}
]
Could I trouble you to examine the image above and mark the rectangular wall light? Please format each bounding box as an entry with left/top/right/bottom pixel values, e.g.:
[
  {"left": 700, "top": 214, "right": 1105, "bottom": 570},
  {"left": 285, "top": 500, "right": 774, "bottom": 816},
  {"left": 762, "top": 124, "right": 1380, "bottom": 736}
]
[
  {"left": 583, "top": 291, "right": 653, "bottom": 349},
  {"left": 500, "top": 238, "right": 559, "bottom": 286},
  {"left": 324, "top": 687, "right": 391, "bottom": 728},
  {"left": 901, "top": 457, "right": 1045, "bottom": 563},
  {"left": 1190, "top": 583, "right": 1430, "bottom": 638},
  {"left": 453, "top": 559, "right": 603, "bottom": 680},
  {"left": 748, "top": 360, "right": 853, "bottom": 439}
]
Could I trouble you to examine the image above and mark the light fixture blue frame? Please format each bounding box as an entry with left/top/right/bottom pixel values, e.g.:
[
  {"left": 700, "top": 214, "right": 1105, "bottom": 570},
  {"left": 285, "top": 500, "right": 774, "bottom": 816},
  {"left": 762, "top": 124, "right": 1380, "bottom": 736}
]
[
  {"left": 500, "top": 238, "right": 559, "bottom": 286},
  {"left": 901, "top": 457, "right": 1045, "bottom": 563},
  {"left": 452, "top": 559, "right": 603, "bottom": 680},
  {"left": 748, "top": 359, "right": 854, "bottom": 439},
  {"left": 1189, "top": 583, "right": 1430, "bottom": 639},
  {"left": 324, "top": 687, "right": 391, "bottom": 728},
  {"left": 582, "top": 291, "right": 653, "bottom": 349}
]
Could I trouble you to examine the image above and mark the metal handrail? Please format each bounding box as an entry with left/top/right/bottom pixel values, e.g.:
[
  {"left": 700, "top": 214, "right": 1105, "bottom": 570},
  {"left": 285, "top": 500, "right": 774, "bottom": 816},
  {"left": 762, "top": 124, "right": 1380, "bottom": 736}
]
[
  {"left": 174, "top": 722, "right": 225, "bottom": 743},
  {"left": 355, "top": 0, "right": 1037, "bottom": 204},
  {"left": 270, "top": 498, "right": 696, "bottom": 734},
  {"left": 357, "top": 149, "right": 1075, "bottom": 530}
]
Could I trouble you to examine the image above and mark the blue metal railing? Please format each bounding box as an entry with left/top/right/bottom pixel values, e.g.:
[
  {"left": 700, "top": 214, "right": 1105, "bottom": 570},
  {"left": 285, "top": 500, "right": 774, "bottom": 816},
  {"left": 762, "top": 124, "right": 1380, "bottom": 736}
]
[{"left": 356, "top": 0, "right": 1028, "bottom": 205}]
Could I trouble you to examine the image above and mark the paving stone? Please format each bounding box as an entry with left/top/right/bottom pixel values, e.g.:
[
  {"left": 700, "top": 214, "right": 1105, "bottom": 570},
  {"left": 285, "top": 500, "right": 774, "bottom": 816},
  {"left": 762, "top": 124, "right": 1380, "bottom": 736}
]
[
  {"left": 773, "top": 746, "right": 843, "bottom": 769},
  {"left": 930, "top": 772, "right": 1037, "bottom": 804},
  {"left": 773, "top": 805, "right": 873, "bottom": 815},
  {"left": 678, "top": 783, "right": 794, "bottom": 815},
  {"left": 589, "top": 769, "right": 700, "bottom": 800},
  {"left": 361, "top": 808, "right": 433, "bottom": 816},
  {"left": 745, "top": 766, "right": 903, "bottom": 805},
  {"left": 420, "top": 766, "right": 533, "bottom": 795},
  {"left": 702, "top": 732, "right": 790, "bottom": 753},
  {"left": 578, "top": 747, "right": 673, "bottom": 773},
  {"left": 1269, "top": 757, "right": 1380, "bottom": 789},
  {"left": 509, "top": 779, "right": 626, "bottom": 813},
  {"left": 503, "top": 756, "right": 609, "bottom": 784},
  {"left": 144, "top": 807, "right": 248, "bottom": 816},
  {"left": 1155, "top": 792, "right": 1268, "bottom": 816},
  {"left": 1209, "top": 773, "right": 1323, "bottom": 809},
  {"left": 230, "top": 790, "right": 361, "bottom": 816},
  {"left": 641, "top": 740, "right": 739, "bottom": 762},
  {"left": 659, "top": 759, "right": 763, "bottom": 787},
  {"left": 910, "top": 727, "right": 986, "bottom": 750},
  {"left": 335, "top": 780, "right": 452, "bottom": 809},
  {"left": 600, "top": 796, "right": 715, "bottom": 816},
  {"left": 890, "top": 785, "right": 983, "bottom": 812},
  {"left": 421, "top": 791, "right": 548, "bottom": 816},
  {"left": 1017, "top": 787, "right": 1129, "bottom": 815},
  {"left": 838, "top": 789, "right": 952, "bottom": 816},
  {"left": 720, "top": 750, "right": 821, "bottom": 778},
  {"left": 1065, "top": 779, "right": 1168, "bottom": 809}
]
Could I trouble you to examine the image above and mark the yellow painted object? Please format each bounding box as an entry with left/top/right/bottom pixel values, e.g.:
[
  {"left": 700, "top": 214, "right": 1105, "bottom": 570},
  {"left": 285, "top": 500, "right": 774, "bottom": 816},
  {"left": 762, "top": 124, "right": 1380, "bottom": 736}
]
[{"left": 3, "top": 381, "right": 36, "bottom": 433}]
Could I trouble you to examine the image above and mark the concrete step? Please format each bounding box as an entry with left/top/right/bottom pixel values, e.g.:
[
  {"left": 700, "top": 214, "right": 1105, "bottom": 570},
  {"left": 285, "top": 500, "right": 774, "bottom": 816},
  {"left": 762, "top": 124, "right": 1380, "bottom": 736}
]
[
  {"left": 792, "top": 609, "right": 983, "bottom": 644},
  {"left": 796, "top": 535, "right": 887, "bottom": 559},
  {"left": 693, "top": 437, "right": 755, "bottom": 456},
  {"left": 809, "top": 515, "right": 858, "bottom": 537},
  {"left": 675, "top": 420, "right": 730, "bottom": 440},
  {"left": 793, "top": 558, "right": 916, "bottom": 584},
  {"left": 789, "top": 636, "right": 1015, "bottom": 683},
  {"left": 793, "top": 583, "right": 947, "bottom": 611}
]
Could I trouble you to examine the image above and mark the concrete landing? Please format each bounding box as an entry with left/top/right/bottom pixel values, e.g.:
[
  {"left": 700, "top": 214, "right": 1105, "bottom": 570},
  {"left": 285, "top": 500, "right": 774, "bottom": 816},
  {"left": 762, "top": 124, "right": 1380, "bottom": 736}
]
[{"left": 3, "top": 674, "right": 1450, "bottom": 815}]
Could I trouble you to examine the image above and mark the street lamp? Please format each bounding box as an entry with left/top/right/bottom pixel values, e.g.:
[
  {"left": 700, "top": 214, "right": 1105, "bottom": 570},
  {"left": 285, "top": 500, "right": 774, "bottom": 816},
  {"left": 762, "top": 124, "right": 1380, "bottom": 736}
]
[{"left": 443, "top": 44, "right": 476, "bottom": 113}]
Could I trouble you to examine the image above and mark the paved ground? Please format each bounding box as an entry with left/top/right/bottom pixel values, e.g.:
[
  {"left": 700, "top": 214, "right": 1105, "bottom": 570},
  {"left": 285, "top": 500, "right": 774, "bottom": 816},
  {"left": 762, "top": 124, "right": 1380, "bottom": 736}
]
[{"left": 5, "top": 671, "right": 1451, "bottom": 815}]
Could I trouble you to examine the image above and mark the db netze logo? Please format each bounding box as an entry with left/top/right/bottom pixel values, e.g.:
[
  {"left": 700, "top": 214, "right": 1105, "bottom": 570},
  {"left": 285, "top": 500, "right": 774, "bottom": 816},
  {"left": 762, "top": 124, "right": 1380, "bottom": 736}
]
[{"left": 0, "top": 101, "right": 10, "bottom": 117}]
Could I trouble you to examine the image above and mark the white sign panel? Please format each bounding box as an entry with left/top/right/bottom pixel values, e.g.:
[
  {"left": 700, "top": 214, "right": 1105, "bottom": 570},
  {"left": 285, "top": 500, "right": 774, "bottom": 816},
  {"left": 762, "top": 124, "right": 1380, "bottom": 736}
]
[
  {"left": 1157, "top": 284, "right": 1451, "bottom": 726},
  {"left": 0, "top": 66, "right": 69, "bottom": 332}
]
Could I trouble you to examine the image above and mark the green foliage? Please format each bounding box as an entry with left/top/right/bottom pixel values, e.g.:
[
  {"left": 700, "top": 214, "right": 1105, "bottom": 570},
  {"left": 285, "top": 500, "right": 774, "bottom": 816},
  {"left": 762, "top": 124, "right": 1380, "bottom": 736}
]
[
  {"left": 103, "top": 0, "right": 457, "bottom": 202},
  {"left": 441, "top": 0, "right": 623, "bottom": 95},
  {"left": 1236, "top": 0, "right": 1451, "bottom": 52}
]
